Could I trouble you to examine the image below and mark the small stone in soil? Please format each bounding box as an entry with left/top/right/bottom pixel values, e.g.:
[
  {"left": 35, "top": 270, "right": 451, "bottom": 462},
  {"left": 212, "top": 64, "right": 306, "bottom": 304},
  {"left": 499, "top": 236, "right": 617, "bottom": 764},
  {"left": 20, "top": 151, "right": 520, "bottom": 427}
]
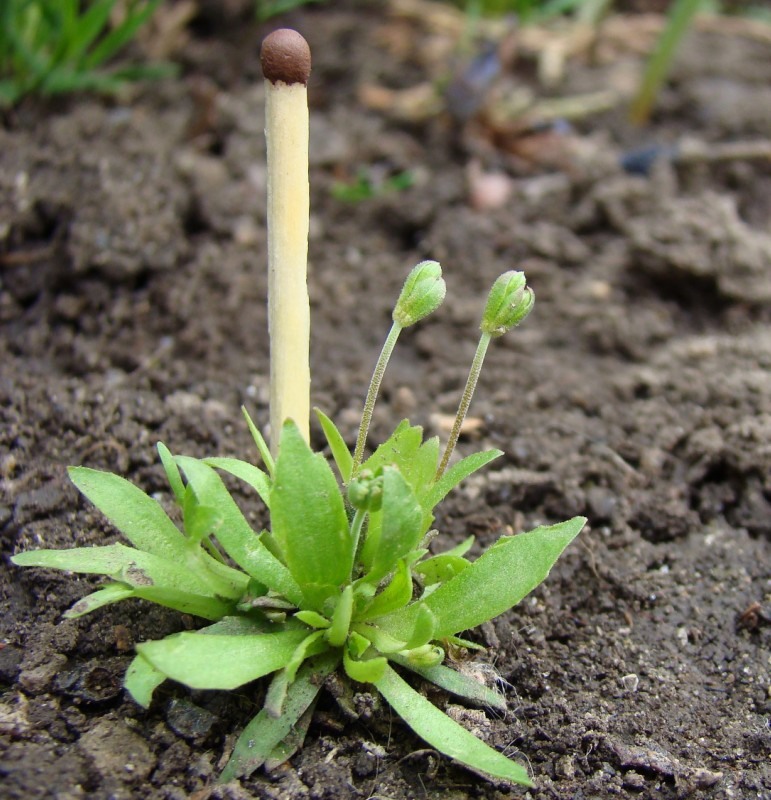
[{"left": 166, "top": 697, "right": 218, "bottom": 740}]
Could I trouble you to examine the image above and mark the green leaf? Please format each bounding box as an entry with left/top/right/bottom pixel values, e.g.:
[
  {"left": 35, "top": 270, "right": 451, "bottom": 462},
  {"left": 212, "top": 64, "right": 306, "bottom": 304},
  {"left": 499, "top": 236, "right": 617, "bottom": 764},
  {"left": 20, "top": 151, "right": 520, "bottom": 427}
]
[
  {"left": 157, "top": 442, "right": 185, "bottom": 503},
  {"left": 410, "top": 435, "right": 440, "bottom": 496},
  {"left": 129, "top": 585, "right": 234, "bottom": 620},
  {"left": 125, "top": 653, "right": 166, "bottom": 708},
  {"left": 404, "top": 604, "right": 437, "bottom": 649},
  {"left": 424, "top": 450, "right": 502, "bottom": 509},
  {"left": 414, "top": 554, "right": 470, "bottom": 586},
  {"left": 68, "top": 466, "right": 187, "bottom": 560},
  {"left": 361, "top": 420, "right": 422, "bottom": 477},
  {"left": 63, "top": 582, "right": 134, "bottom": 618},
  {"left": 204, "top": 457, "right": 271, "bottom": 509},
  {"left": 445, "top": 634, "right": 485, "bottom": 651},
  {"left": 378, "top": 517, "right": 586, "bottom": 641},
  {"left": 219, "top": 652, "right": 339, "bottom": 782},
  {"left": 60, "top": 576, "right": 237, "bottom": 621},
  {"left": 137, "top": 628, "right": 313, "bottom": 690},
  {"left": 374, "top": 665, "right": 532, "bottom": 785},
  {"left": 264, "top": 667, "right": 291, "bottom": 720},
  {"left": 347, "top": 630, "right": 370, "bottom": 658},
  {"left": 285, "top": 631, "right": 327, "bottom": 683},
  {"left": 271, "top": 422, "right": 352, "bottom": 609},
  {"left": 315, "top": 408, "right": 354, "bottom": 483},
  {"left": 390, "top": 656, "right": 507, "bottom": 713},
  {"left": 62, "top": 0, "right": 113, "bottom": 64},
  {"left": 354, "top": 624, "right": 407, "bottom": 654},
  {"left": 176, "top": 456, "right": 303, "bottom": 606},
  {"left": 343, "top": 649, "right": 387, "bottom": 683},
  {"left": 200, "top": 616, "right": 284, "bottom": 635},
  {"left": 264, "top": 702, "right": 315, "bottom": 772},
  {"left": 242, "top": 406, "right": 275, "bottom": 478},
  {"left": 294, "top": 610, "right": 330, "bottom": 629},
  {"left": 367, "top": 467, "right": 424, "bottom": 582},
  {"left": 83, "top": 0, "right": 162, "bottom": 70},
  {"left": 326, "top": 585, "right": 353, "bottom": 647},
  {"left": 12, "top": 543, "right": 217, "bottom": 597},
  {"left": 357, "top": 559, "right": 413, "bottom": 621},
  {"left": 182, "top": 485, "right": 220, "bottom": 544}
]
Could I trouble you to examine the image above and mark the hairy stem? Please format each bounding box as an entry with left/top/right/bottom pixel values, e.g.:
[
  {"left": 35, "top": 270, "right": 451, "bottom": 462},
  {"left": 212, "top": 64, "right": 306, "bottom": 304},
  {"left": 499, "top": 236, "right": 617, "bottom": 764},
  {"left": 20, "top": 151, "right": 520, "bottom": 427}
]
[
  {"left": 352, "top": 321, "right": 402, "bottom": 475},
  {"left": 436, "top": 332, "right": 491, "bottom": 479}
]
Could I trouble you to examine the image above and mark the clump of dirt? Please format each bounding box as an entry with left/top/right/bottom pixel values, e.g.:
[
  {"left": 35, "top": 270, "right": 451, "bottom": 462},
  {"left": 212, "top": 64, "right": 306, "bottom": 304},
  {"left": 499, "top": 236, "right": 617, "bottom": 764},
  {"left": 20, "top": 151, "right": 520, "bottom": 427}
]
[{"left": 1, "top": 3, "right": 769, "bottom": 799}]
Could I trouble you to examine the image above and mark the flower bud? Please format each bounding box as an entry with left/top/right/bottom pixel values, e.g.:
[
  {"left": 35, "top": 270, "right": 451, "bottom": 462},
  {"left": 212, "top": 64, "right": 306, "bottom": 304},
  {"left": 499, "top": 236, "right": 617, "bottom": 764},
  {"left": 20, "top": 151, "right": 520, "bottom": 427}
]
[
  {"left": 393, "top": 261, "right": 446, "bottom": 327},
  {"left": 480, "top": 271, "right": 534, "bottom": 337},
  {"left": 347, "top": 469, "right": 384, "bottom": 512}
]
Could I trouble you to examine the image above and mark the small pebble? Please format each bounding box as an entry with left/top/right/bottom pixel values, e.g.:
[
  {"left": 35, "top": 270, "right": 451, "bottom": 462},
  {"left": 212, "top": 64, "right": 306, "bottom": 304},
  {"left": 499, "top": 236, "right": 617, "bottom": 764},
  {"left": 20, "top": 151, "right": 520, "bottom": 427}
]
[{"left": 620, "top": 673, "right": 639, "bottom": 693}]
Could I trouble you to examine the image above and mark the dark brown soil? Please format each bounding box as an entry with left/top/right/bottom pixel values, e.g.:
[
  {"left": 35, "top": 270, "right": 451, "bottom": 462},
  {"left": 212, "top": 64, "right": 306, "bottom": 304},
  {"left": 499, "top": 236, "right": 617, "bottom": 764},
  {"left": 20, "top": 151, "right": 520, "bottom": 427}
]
[{"left": 2, "top": 2, "right": 770, "bottom": 799}]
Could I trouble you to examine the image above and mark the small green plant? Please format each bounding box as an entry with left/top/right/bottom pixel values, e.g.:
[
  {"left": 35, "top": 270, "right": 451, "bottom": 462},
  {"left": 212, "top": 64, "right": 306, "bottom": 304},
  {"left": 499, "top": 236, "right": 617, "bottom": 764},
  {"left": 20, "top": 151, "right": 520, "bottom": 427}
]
[
  {"left": 331, "top": 167, "right": 415, "bottom": 204},
  {"left": 13, "top": 263, "right": 584, "bottom": 785},
  {"left": 12, "top": 29, "right": 585, "bottom": 788},
  {"left": 629, "top": 0, "right": 705, "bottom": 124},
  {"left": 0, "top": 0, "right": 173, "bottom": 107}
]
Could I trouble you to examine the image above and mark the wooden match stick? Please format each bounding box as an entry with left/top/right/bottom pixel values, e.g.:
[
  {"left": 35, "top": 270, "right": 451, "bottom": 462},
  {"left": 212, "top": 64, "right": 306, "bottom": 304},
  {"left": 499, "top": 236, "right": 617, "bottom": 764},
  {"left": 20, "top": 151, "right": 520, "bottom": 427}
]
[{"left": 260, "top": 29, "right": 312, "bottom": 453}]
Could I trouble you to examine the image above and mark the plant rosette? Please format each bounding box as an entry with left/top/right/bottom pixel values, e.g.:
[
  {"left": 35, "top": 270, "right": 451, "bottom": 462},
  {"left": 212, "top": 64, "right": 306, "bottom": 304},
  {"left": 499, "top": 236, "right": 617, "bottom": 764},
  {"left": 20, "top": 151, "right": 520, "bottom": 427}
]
[{"left": 13, "top": 262, "right": 585, "bottom": 787}]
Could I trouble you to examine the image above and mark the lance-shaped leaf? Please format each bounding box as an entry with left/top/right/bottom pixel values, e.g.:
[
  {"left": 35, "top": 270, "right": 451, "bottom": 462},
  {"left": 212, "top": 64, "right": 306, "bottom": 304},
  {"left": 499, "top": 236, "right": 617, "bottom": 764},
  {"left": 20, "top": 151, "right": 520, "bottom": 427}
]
[
  {"left": 242, "top": 406, "right": 275, "bottom": 477},
  {"left": 68, "top": 464, "right": 246, "bottom": 598},
  {"left": 137, "top": 628, "right": 316, "bottom": 690},
  {"left": 219, "top": 652, "right": 339, "bottom": 782},
  {"left": 326, "top": 585, "right": 353, "bottom": 647},
  {"left": 125, "top": 653, "right": 166, "bottom": 708},
  {"left": 204, "top": 457, "right": 271, "bottom": 509},
  {"left": 11, "top": 546, "right": 236, "bottom": 619},
  {"left": 158, "top": 442, "right": 185, "bottom": 503},
  {"left": 127, "top": 585, "right": 235, "bottom": 620},
  {"left": 377, "top": 517, "right": 586, "bottom": 641},
  {"left": 424, "top": 449, "right": 502, "bottom": 510},
  {"left": 366, "top": 467, "right": 424, "bottom": 583},
  {"left": 63, "top": 582, "right": 135, "bottom": 618},
  {"left": 68, "top": 466, "right": 187, "bottom": 560},
  {"left": 389, "top": 656, "right": 507, "bottom": 713},
  {"left": 271, "top": 422, "right": 352, "bottom": 609},
  {"left": 264, "top": 703, "right": 315, "bottom": 772},
  {"left": 375, "top": 665, "right": 532, "bottom": 785},
  {"left": 200, "top": 616, "right": 284, "bottom": 636},
  {"left": 13, "top": 543, "right": 219, "bottom": 597},
  {"left": 176, "top": 456, "right": 302, "bottom": 606},
  {"left": 315, "top": 408, "right": 354, "bottom": 484}
]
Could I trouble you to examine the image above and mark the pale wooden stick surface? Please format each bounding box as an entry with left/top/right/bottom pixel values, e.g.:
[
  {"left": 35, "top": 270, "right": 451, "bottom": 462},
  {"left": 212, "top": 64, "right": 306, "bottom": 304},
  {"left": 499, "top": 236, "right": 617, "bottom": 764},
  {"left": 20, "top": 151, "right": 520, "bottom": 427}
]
[{"left": 262, "top": 31, "right": 311, "bottom": 452}]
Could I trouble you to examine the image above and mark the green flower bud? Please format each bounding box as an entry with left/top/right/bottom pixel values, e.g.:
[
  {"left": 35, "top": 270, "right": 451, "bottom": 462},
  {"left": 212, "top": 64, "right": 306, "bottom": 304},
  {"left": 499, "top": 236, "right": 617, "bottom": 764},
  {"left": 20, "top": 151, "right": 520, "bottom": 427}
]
[
  {"left": 347, "top": 472, "right": 372, "bottom": 510},
  {"left": 480, "top": 271, "right": 534, "bottom": 337},
  {"left": 347, "top": 469, "right": 384, "bottom": 512},
  {"left": 393, "top": 260, "right": 446, "bottom": 327}
]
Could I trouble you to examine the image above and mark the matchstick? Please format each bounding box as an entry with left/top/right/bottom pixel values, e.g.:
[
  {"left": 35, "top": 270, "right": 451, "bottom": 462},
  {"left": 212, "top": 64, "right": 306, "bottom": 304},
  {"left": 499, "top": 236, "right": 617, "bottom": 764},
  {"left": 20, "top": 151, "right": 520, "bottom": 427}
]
[{"left": 260, "top": 29, "right": 312, "bottom": 453}]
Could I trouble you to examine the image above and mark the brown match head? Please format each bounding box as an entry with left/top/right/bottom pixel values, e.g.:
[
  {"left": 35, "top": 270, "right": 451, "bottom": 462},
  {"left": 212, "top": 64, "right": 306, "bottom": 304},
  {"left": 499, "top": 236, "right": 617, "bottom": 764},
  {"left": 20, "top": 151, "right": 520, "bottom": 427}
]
[{"left": 260, "top": 29, "right": 311, "bottom": 86}]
